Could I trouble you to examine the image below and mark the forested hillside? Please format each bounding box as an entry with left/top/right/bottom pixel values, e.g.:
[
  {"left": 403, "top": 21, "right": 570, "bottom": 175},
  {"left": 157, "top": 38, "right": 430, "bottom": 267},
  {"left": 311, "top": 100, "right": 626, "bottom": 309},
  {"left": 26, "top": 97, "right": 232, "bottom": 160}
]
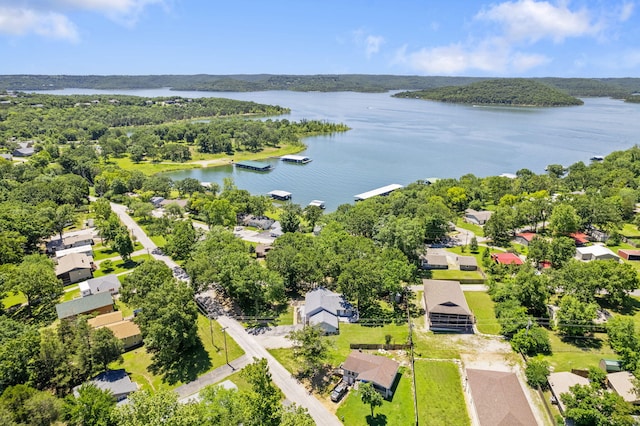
[
  {"left": 393, "top": 79, "right": 584, "bottom": 107},
  {"left": 1, "top": 74, "right": 639, "bottom": 97}
]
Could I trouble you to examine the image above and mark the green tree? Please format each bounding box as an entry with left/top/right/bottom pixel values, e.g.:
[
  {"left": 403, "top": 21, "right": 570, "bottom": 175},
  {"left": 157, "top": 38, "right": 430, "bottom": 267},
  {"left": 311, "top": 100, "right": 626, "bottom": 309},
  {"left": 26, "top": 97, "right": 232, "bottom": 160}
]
[
  {"left": 0, "top": 231, "right": 27, "bottom": 265},
  {"left": 548, "top": 203, "right": 580, "bottom": 236},
  {"left": 23, "top": 391, "right": 62, "bottom": 426},
  {"left": 64, "top": 383, "right": 116, "bottom": 426},
  {"left": 287, "top": 325, "right": 330, "bottom": 376},
  {"left": 240, "top": 358, "right": 282, "bottom": 426},
  {"left": 203, "top": 198, "right": 236, "bottom": 227},
  {"left": 91, "top": 328, "right": 124, "bottom": 372},
  {"left": 165, "top": 220, "right": 197, "bottom": 261},
  {"left": 112, "top": 390, "right": 181, "bottom": 426},
  {"left": 606, "top": 316, "right": 640, "bottom": 371},
  {"left": 510, "top": 326, "right": 551, "bottom": 356},
  {"left": 360, "top": 382, "right": 383, "bottom": 418},
  {"left": 469, "top": 236, "right": 479, "bottom": 253},
  {"left": 561, "top": 383, "right": 634, "bottom": 426},
  {"left": 0, "top": 319, "right": 40, "bottom": 393},
  {"left": 548, "top": 236, "right": 576, "bottom": 268},
  {"left": 556, "top": 295, "right": 598, "bottom": 337},
  {"left": 9, "top": 254, "right": 62, "bottom": 317},
  {"left": 121, "top": 259, "right": 173, "bottom": 305},
  {"left": 50, "top": 204, "right": 77, "bottom": 241},
  {"left": 280, "top": 204, "right": 302, "bottom": 234},
  {"left": 112, "top": 230, "right": 134, "bottom": 261},
  {"left": 303, "top": 205, "right": 323, "bottom": 230},
  {"left": 484, "top": 207, "right": 514, "bottom": 245},
  {"left": 525, "top": 357, "right": 550, "bottom": 388}
]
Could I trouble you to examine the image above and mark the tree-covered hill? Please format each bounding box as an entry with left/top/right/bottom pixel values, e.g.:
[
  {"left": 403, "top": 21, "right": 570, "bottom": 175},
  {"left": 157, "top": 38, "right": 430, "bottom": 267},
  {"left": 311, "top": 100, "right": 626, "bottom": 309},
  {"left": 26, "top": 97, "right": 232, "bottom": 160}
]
[
  {"left": 393, "top": 78, "right": 584, "bottom": 107},
  {"left": 2, "top": 74, "right": 638, "bottom": 98}
]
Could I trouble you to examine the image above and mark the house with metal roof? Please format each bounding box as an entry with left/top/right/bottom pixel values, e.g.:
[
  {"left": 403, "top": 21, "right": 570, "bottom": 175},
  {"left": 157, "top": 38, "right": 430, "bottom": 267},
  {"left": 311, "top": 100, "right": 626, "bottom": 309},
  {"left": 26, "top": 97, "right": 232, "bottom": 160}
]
[
  {"left": 423, "top": 279, "right": 474, "bottom": 332},
  {"left": 491, "top": 252, "right": 523, "bottom": 265},
  {"left": 456, "top": 256, "right": 478, "bottom": 271},
  {"left": 56, "top": 292, "right": 114, "bottom": 320},
  {"left": 466, "top": 369, "right": 538, "bottom": 426},
  {"left": 575, "top": 245, "right": 620, "bottom": 262},
  {"left": 342, "top": 351, "right": 399, "bottom": 399}
]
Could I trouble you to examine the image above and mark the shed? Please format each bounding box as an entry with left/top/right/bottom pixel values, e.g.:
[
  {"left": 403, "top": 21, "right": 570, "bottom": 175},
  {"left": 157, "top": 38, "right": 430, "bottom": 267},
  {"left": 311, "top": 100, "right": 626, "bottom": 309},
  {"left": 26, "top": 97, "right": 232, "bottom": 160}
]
[
  {"left": 514, "top": 232, "right": 536, "bottom": 246},
  {"left": 456, "top": 256, "right": 478, "bottom": 271},
  {"left": 423, "top": 279, "right": 474, "bottom": 332},
  {"left": 607, "top": 371, "right": 640, "bottom": 404},
  {"left": 618, "top": 249, "right": 640, "bottom": 261},
  {"left": 575, "top": 245, "right": 620, "bottom": 261},
  {"left": 600, "top": 359, "right": 623, "bottom": 373}
]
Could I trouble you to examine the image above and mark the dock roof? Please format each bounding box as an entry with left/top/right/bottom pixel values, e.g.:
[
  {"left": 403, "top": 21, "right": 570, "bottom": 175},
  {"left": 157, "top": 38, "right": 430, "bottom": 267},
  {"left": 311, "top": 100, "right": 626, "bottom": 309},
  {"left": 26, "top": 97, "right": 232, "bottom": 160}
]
[
  {"left": 354, "top": 184, "right": 403, "bottom": 201},
  {"left": 268, "top": 190, "right": 292, "bottom": 198},
  {"left": 281, "top": 154, "right": 310, "bottom": 162},
  {"left": 235, "top": 160, "right": 271, "bottom": 170}
]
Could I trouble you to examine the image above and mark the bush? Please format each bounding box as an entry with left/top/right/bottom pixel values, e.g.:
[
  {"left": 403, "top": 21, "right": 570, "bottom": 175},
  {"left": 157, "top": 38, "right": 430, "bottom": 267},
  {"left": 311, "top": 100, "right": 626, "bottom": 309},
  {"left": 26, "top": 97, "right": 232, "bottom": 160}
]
[
  {"left": 525, "top": 357, "right": 550, "bottom": 388},
  {"left": 510, "top": 325, "right": 552, "bottom": 356}
]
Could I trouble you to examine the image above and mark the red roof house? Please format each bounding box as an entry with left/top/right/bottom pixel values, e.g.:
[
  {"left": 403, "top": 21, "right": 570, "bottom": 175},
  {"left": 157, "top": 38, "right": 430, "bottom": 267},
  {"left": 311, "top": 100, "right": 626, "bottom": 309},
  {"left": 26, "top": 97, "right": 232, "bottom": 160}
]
[
  {"left": 570, "top": 232, "right": 589, "bottom": 246},
  {"left": 514, "top": 232, "right": 536, "bottom": 246},
  {"left": 491, "top": 253, "right": 523, "bottom": 265}
]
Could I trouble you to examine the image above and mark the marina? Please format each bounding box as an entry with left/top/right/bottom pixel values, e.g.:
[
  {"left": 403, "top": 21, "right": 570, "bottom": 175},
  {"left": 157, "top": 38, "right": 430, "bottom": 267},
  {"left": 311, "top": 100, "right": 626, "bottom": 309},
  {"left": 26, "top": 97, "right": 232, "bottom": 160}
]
[
  {"left": 268, "top": 190, "right": 292, "bottom": 201},
  {"left": 235, "top": 160, "right": 272, "bottom": 172},
  {"left": 281, "top": 154, "right": 312, "bottom": 164},
  {"left": 354, "top": 184, "right": 404, "bottom": 201}
]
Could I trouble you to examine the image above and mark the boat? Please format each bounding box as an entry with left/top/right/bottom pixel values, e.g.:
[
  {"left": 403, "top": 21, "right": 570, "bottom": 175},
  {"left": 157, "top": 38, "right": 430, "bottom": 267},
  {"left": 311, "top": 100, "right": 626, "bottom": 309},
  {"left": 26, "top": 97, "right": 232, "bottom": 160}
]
[
  {"left": 308, "top": 200, "right": 325, "bottom": 209},
  {"left": 590, "top": 155, "right": 604, "bottom": 162},
  {"left": 280, "top": 155, "right": 312, "bottom": 164}
]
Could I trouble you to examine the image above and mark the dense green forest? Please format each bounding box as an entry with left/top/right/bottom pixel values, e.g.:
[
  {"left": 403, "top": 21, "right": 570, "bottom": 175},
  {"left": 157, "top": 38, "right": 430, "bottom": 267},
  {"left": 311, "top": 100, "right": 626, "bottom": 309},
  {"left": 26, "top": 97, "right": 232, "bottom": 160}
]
[
  {"left": 1, "top": 74, "right": 639, "bottom": 97},
  {"left": 393, "top": 78, "right": 584, "bottom": 107}
]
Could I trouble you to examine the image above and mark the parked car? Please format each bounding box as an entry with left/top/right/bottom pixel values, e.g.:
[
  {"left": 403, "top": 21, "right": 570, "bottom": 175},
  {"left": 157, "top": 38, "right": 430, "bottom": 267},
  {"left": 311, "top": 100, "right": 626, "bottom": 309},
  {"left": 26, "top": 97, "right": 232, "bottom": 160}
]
[{"left": 330, "top": 382, "right": 348, "bottom": 402}]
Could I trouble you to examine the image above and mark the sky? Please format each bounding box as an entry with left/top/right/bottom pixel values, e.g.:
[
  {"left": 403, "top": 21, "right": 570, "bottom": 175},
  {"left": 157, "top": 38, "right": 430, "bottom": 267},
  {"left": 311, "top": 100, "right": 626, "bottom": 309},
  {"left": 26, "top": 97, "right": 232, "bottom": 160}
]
[{"left": 0, "top": 0, "right": 638, "bottom": 77}]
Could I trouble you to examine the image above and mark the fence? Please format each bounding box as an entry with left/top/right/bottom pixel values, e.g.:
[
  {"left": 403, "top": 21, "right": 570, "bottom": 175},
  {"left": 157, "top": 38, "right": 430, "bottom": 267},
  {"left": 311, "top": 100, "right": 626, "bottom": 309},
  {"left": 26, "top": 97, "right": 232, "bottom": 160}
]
[{"left": 349, "top": 343, "right": 411, "bottom": 350}]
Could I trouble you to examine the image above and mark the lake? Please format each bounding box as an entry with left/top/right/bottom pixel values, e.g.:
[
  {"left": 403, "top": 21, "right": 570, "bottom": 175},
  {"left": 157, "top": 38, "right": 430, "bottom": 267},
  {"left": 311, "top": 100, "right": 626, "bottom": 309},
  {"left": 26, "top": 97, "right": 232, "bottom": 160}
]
[{"left": 41, "top": 88, "right": 640, "bottom": 211}]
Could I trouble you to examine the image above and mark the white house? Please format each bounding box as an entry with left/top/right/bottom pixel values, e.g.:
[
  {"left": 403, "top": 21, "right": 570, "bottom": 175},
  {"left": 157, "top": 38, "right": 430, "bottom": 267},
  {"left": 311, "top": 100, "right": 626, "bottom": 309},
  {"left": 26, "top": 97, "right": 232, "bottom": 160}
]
[{"left": 79, "top": 275, "right": 121, "bottom": 297}]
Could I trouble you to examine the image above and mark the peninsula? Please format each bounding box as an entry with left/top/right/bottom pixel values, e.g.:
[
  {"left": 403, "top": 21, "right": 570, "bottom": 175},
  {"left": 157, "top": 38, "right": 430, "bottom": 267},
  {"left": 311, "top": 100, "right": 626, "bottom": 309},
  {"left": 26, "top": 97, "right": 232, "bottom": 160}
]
[{"left": 393, "top": 78, "right": 584, "bottom": 107}]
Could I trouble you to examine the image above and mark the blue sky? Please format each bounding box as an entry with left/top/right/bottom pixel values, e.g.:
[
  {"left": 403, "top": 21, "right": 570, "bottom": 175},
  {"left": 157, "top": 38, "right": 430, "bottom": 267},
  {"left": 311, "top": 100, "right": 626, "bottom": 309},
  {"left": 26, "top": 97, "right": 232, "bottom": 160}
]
[{"left": 0, "top": 0, "right": 638, "bottom": 77}]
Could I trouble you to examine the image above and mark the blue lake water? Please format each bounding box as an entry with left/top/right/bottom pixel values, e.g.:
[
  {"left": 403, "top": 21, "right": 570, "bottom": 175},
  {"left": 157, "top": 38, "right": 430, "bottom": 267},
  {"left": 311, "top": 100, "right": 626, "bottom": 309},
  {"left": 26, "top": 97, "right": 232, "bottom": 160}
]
[{"left": 41, "top": 89, "right": 640, "bottom": 211}]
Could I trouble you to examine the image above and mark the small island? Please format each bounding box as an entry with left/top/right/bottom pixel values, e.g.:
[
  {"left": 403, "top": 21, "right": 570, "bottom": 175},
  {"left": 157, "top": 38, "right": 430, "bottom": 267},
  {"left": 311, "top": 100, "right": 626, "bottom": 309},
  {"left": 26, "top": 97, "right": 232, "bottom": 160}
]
[{"left": 393, "top": 78, "right": 584, "bottom": 107}]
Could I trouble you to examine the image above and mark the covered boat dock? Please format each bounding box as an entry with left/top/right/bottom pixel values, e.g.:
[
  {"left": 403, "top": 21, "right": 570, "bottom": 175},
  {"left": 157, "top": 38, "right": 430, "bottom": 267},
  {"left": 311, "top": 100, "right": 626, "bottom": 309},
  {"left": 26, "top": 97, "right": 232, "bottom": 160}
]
[
  {"left": 281, "top": 155, "right": 312, "bottom": 164},
  {"left": 235, "top": 160, "right": 272, "bottom": 171},
  {"left": 268, "top": 190, "right": 292, "bottom": 201},
  {"left": 308, "top": 200, "right": 325, "bottom": 209},
  {"left": 354, "top": 184, "right": 403, "bottom": 201}
]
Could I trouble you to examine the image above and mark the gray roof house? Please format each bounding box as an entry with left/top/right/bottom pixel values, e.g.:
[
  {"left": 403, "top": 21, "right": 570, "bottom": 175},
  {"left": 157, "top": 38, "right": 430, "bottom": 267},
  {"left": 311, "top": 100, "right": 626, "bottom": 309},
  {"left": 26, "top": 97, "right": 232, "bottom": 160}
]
[
  {"left": 304, "top": 288, "right": 354, "bottom": 334},
  {"left": 79, "top": 275, "right": 121, "bottom": 297},
  {"left": 456, "top": 256, "right": 478, "bottom": 271},
  {"left": 464, "top": 209, "right": 493, "bottom": 225},
  {"left": 55, "top": 292, "right": 114, "bottom": 320},
  {"left": 73, "top": 369, "right": 137, "bottom": 402},
  {"left": 12, "top": 141, "right": 35, "bottom": 157},
  {"left": 419, "top": 254, "right": 449, "bottom": 270},
  {"left": 423, "top": 279, "right": 474, "bottom": 332},
  {"left": 342, "top": 351, "right": 399, "bottom": 399}
]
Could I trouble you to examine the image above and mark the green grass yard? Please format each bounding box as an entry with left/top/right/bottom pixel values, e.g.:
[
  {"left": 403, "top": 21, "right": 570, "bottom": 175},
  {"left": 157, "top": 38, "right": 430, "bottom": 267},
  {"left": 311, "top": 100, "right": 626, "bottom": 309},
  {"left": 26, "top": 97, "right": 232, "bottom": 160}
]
[
  {"left": 336, "top": 361, "right": 469, "bottom": 425},
  {"left": 464, "top": 292, "right": 500, "bottom": 335},
  {"left": 541, "top": 332, "right": 615, "bottom": 372},
  {"left": 430, "top": 269, "right": 485, "bottom": 281},
  {"left": 455, "top": 217, "right": 484, "bottom": 237},
  {"left": 93, "top": 254, "right": 151, "bottom": 277},
  {"left": 93, "top": 242, "right": 143, "bottom": 261},
  {"left": 2, "top": 292, "right": 27, "bottom": 309}
]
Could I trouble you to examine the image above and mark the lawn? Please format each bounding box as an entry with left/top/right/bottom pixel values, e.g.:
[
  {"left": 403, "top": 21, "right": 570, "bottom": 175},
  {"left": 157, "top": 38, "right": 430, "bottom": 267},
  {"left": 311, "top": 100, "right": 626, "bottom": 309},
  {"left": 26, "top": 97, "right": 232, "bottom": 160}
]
[
  {"left": 112, "top": 156, "right": 202, "bottom": 175},
  {"left": 2, "top": 292, "right": 27, "bottom": 309},
  {"left": 541, "top": 332, "right": 616, "bottom": 372},
  {"left": 111, "top": 314, "right": 245, "bottom": 392},
  {"left": 336, "top": 361, "right": 469, "bottom": 425},
  {"left": 93, "top": 254, "right": 151, "bottom": 277},
  {"left": 275, "top": 305, "right": 294, "bottom": 325},
  {"left": 464, "top": 292, "right": 501, "bottom": 335},
  {"left": 456, "top": 217, "right": 484, "bottom": 237},
  {"left": 620, "top": 223, "right": 640, "bottom": 238},
  {"left": 61, "top": 288, "right": 81, "bottom": 302},
  {"left": 429, "top": 269, "right": 485, "bottom": 281},
  {"left": 93, "top": 242, "right": 143, "bottom": 261}
]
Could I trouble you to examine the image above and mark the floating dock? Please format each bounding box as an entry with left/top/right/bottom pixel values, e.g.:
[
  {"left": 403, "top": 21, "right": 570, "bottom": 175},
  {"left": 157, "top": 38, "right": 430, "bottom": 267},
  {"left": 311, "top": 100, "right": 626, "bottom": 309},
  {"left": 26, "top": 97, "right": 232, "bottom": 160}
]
[
  {"left": 268, "top": 190, "right": 292, "bottom": 201},
  {"left": 235, "top": 160, "right": 272, "bottom": 171},
  {"left": 281, "top": 155, "right": 312, "bottom": 164},
  {"left": 354, "top": 184, "right": 403, "bottom": 201},
  {"left": 308, "top": 200, "right": 325, "bottom": 209}
]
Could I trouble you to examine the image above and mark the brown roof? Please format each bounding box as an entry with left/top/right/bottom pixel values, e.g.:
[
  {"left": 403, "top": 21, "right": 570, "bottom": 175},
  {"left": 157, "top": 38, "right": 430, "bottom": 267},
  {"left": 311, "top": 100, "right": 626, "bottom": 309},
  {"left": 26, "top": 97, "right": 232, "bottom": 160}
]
[
  {"left": 548, "top": 372, "right": 589, "bottom": 413},
  {"left": 88, "top": 311, "right": 123, "bottom": 328},
  {"left": 466, "top": 369, "right": 538, "bottom": 426},
  {"left": 104, "top": 320, "right": 141, "bottom": 340},
  {"left": 423, "top": 279, "right": 472, "bottom": 317},
  {"left": 55, "top": 253, "right": 93, "bottom": 275},
  {"left": 342, "top": 351, "right": 399, "bottom": 390},
  {"left": 619, "top": 249, "right": 640, "bottom": 256},
  {"left": 607, "top": 371, "right": 638, "bottom": 403}
]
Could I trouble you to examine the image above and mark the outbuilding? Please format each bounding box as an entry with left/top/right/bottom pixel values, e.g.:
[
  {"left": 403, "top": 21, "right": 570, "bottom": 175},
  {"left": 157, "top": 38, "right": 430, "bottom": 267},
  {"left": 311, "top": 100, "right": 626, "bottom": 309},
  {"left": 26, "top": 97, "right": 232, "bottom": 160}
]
[
  {"left": 618, "top": 249, "right": 640, "bottom": 261},
  {"left": 576, "top": 245, "right": 620, "bottom": 262}
]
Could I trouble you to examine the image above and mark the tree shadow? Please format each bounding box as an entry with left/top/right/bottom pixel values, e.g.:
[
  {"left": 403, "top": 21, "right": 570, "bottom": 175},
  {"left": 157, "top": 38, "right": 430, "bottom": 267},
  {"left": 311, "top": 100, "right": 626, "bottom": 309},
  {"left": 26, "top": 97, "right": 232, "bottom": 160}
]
[
  {"left": 366, "top": 414, "right": 388, "bottom": 426},
  {"left": 560, "top": 335, "right": 603, "bottom": 350},
  {"left": 600, "top": 295, "right": 640, "bottom": 316},
  {"left": 151, "top": 338, "right": 212, "bottom": 385}
]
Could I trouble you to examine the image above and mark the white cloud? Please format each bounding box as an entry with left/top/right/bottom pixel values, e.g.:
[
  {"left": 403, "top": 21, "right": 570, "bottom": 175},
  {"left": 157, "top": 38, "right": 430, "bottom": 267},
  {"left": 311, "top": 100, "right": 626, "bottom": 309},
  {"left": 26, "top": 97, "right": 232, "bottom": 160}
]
[
  {"left": 618, "top": 2, "right": 634, "bottom": 21},
  {"left": 352, "top": 29, "right": 385, "bottom": 58},
  {"left": 365, "top": 35, "right": 384, "bottom": 58},
  {"left": 0, "top": 0, "right": 163, "bottom": 42},
  {"left": 0, "top": 6, "right": 78, "bottom": 41},
  {"left": 475, "top": 0, "right": 598, "bottom": 43}
]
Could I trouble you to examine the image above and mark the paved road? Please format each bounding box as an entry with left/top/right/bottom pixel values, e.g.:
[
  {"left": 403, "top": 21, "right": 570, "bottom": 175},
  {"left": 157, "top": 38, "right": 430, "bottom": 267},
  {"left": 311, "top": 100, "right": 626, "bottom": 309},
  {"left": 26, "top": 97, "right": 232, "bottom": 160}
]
[
  {"left": 218, "top": 316, "right": 342, "bottom": 426},
  {"left": 175, "top": 353, "right": 251, "bottom": 399}
]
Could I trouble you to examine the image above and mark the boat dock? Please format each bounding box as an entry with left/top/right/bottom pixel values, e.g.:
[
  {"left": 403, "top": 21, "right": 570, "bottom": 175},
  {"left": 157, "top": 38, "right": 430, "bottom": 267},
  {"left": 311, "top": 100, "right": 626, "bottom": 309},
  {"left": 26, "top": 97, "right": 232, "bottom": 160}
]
[
  {"left": 235, "top": 160, "right": 272, "bottom": 171},
  {"left": 308, "top": 200, "right": 325, "bottom": 209},
  {"left": 354, "top": 184, "right": 403, "bottom": 201},
  {"left": 268, "top": 190, "right": 292, "bottom": 201},
  {"left": 281, "top": 155, "right": 312, "bottom": 164}
]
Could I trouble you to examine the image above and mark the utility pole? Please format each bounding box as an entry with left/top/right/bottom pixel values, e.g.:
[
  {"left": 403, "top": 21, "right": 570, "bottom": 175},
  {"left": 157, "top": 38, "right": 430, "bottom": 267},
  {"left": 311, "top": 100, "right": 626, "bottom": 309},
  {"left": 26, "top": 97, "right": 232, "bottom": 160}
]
[
  {"left": 221, "top": 326, "right": 230, "bottom": 367},
  {"left": 407, "top": 302, "right": 419, "bottom": 425}
]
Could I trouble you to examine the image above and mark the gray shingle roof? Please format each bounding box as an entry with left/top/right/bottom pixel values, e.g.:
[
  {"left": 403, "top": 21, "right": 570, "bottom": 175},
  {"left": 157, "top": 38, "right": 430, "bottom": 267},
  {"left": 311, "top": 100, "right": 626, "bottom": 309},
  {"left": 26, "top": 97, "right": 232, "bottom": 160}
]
[
  {"left": 309, "top": 310, "right": 339, "bottom": 331},
  {"left": 305, "top": 288, "right": 345, "bottom": 318},
  {"left": 73, "top": 369, "right": 137, "bottom": 398}
]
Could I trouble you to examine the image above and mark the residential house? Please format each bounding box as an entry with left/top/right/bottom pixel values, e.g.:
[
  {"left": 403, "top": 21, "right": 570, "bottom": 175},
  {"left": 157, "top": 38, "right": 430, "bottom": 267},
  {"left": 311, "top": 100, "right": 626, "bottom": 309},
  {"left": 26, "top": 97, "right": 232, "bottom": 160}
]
[
  {"left": 464, "top": 209, "right": 493, "bottom": 225},
  {"left": 47, "top": 230, "right": 94, "bottom": 254},
  {"left": 513, "top": 232, "right": 536, "bottom": 246},
  {"left": 618, "top": 249, "right": 640, "bottom": 261},
  {"left": 606, "top": 371, "right": 640, "bottom": 404},
  {"left": 304, "top": 288, "right": 354, "bottom": 334},
  {"left": 73, "top": 369, "right": 137, "bottom": 403},
  {"left": 55, "top": 245, "right": 94, "bottom": 259},
  {"left": 342, "top": 351, "right": 399, "bottom": 399},
  {"left": 491, "top": 253, "right": 523, "bottom": 265},
  {"left": 255, "top": 244, "right": 272, "bottom": 258},
  {"left": 419, "top": 254, "right": 449, "bottom": 270},
  {"left": 88, "top": 311, "right": 142, "bottom": 350},
  {"left": 56, "top": 292, "right": 114, "bottom": 320},
  {"left": 55, "top": 253, "right": 94, "bottom": 285},
  {"left": 466, "top": 369, "right": 538, "bottom": 426},
  {"left": 12, "top": 141, "right": 34, "bottom": 157},
  {"left": 456, "top": 256, "right": 478, "bottom": 271},
  {"left": 423, "top": 279, "right": 474, "bottom": 332},
  {"left": 150, "top": 196, "right": 165, "bottom": 207},
  {"left": 548, "top": 372, "right": 590, "bottom": 414},
  {"left": 79, "top": 275, "right": 121, "bottom": 297},
  {"left": 575, "top": 245, "right": 620, "bottom": 262},
  {"left": 0, "top": 153, "right": 12, "bottom": 161}
]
